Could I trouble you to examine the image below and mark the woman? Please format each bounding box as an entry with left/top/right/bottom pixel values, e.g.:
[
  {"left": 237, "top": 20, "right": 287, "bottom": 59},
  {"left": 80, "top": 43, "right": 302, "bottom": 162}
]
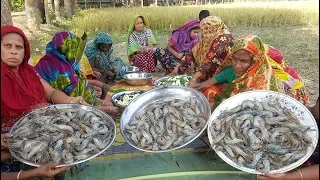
[
  {"left": 258, "top": 97, "right": 319, "bottom": 180},
  {"left": 71, "top": 28, "right": 112, "bottom": 100},
  {"left": 154, "top": 19, "right": 200, "bottom": 75},
  {"left": 182, "top": 16, "right": 233, "bottom": 85},
  {"left": 84, "top": 32, "right": 127, "bottom": 81},
  {"left": 34, "top": 32, "right": 118, "bottom": 115},
  {"left": 192, "top": 35, "right": 308, "bottom": 110},
  {"left": 127, "top": 15, "right": 157, "bottom": 73},
  {"left": 1, "top": 25, "right": 84, "bottom": 176},
  {"left": 1, "top": 25, "right": 87, "bottom": 129}
]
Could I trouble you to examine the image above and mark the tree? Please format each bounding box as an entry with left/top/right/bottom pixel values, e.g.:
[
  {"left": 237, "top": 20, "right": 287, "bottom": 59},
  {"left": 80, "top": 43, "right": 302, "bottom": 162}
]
[
  {"left": 44, "top": 0, "right": 52, "bottom": 24},
  {"left": 35, "top": 0, "right": 45, "bottom": 24},
  {"left": 54, "top": 0, "right": 61, "bottom": 21},
  {"left": 25, "top": 0, "right": 41, "bottom": 31},
  {"left": 64, "top": 0, "right": 73, "bottom": 18},
  {"left": 1, "top": 0, "right": 13, "bottom": 26},
  {"left": 71, "top": 0, "right": 77, "bottom": 16}
]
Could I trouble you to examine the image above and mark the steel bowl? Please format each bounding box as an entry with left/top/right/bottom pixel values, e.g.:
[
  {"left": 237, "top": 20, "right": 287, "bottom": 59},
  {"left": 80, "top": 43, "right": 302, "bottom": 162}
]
[
  {"left": 153, "top": 76, "right": 169, "bottom": 87},
  {"left": 123, "top": 73, "right": 153, "bottom": 86},
  {"left": 125, "top": 66, "right": 140, "bottom": 73},
  {"left": 8, "top": 104, "right": 116, "bottom": 168},
  {"left": 120, "top": 86, "right": 211, "bottom": 153},
  {"left": 207, "top": 90, "right": 319, "bottom": 174},
  {"left": 111, "top": 90, "right": 147, "bottom": 108}
]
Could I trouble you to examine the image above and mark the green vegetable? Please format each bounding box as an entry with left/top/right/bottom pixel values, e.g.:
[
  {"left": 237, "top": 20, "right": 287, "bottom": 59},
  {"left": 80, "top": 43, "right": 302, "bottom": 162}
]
[{"left": 111, "top": 88, "right": 127, "bottom": 93}]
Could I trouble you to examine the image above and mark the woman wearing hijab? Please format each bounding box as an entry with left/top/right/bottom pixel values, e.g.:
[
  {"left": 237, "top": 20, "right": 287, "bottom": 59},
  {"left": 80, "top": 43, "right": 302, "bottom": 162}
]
[
  {"left": 154, "top": 19, "right": 200, "bottom": 75},
  {"left": 35, "top": 32, "right": 118, "bottom": 115},
  {"left": 127, "top": 15, "right": 157, "bottom": 73},
  {"left": 181, "top": 16, "right": 233, "bottom": 85},
  {"left": 1, "top": 25, "right": 79, "bottom": 177},
  {"left": 84, "top": 32, "right": 127, "bottom": 81},
  {"left": 192, "top": 35, "right": 308, "bottom": 109}
]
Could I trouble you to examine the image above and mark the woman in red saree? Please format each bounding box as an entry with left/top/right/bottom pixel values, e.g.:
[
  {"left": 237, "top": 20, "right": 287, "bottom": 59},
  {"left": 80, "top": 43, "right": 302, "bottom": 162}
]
[{"left": 1, "top": 25, "right": 86, "bottom": 131}]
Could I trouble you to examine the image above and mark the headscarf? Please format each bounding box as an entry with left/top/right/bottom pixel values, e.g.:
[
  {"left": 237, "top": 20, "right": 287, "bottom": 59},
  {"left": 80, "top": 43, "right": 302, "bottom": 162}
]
[
  {"left": 1, "top": 25, "right": 47, "bottom": 126},
  {"left": 35, "top": 32, "right": 98, "bottom": 105},
  {"left": 168, "top": 19, "right": 200, "bottom": 52},
  {"left": 84, "top": 32, "right": 114, "bottom": 71},
  {"left": 192, "top": 16, "right": 231, "bottom": 67},
  {"left": 126, "top": 15, "right": 157, "bottom": 57},
  {"left": 71, "top": 28, "right": 93, "bottom": 76},
  {"left": 203, "top": 35, "right": 284, "bottom": 109}
]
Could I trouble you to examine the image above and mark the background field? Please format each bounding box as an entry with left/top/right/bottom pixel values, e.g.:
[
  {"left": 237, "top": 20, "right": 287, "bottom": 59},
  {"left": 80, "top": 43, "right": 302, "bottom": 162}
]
[{"left": 12, "top": 1, "right": 319, "bottom": 104}]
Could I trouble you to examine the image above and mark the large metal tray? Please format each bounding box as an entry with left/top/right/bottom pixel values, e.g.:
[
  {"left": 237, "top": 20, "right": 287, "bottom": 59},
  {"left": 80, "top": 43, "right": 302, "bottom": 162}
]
[
  {"left": 120, "top": 86, "right": 211, "bottom": 153},
  {"left": 8, "top": 104, "right": 116, "bottom": 168},
  {"left": 207, "top": 90, "right": 319, "bottom": 174}
]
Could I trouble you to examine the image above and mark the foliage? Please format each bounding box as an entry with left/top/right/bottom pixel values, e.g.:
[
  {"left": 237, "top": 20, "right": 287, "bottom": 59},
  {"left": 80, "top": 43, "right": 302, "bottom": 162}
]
[
  {"left": 9, "top": 0, "right": 25, "bottom": 11},
  {"left": 69, "top": 1, "right": 319, "bottom": 34}
]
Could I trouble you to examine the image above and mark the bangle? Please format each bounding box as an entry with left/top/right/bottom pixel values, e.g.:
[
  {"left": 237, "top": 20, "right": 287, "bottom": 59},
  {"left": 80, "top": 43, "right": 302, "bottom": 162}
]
[
  {"left": 190, "top": 78, "right": 197, "bottom": 81},
  {"left": 67, "top": 97, "right": 74, "bottom": 103},
  {"left": 174, "top": 67, "right": 178, "bottom": 69},
  {"left": 17, "top": 170, "right": 23, "bottom": 180},
  {"left": 297, "top": 169, "right": 304, "bottom": 180}
]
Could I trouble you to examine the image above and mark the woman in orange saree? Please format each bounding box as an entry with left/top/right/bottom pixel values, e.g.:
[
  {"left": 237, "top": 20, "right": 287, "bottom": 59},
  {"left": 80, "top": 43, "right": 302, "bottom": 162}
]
[{"left": 194, "top": 35, "right": 308, "bottom": 110}]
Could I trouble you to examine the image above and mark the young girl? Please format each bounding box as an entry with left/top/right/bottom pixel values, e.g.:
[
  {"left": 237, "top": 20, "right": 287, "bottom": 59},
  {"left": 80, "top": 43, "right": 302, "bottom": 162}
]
[
  {"left": 127, "top": 15, "right": 157, "bottom": 73},
  {"left": 154, "top": 19, "right": 200, "bottom": 75}
]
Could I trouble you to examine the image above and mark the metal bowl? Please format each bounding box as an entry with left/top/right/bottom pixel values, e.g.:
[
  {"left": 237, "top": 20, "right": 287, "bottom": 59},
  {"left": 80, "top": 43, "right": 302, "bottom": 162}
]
[
  {"left": 123, "top": 73, "right": 153, "bottom": 86},
  {"left": 153, "top": 76, "right": 169, "bottom": 87},
  {"left": 8, "top": 104, "right": 116, "bottom": 168},
  {"left": 207, "top": 90, "right": 319, "bottom": 174},
  {"left": 111, "top": 90, "right": 147, "bottom": 108},
  {"left": 120, "top": 86, "right": 211, "bottom": 153},
  {"left": 125, "top": 66, "right": 140, "bottom": 73}
]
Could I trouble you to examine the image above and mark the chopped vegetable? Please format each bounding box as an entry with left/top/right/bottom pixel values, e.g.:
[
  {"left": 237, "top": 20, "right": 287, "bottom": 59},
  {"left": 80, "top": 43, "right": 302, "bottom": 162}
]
[
  {"left": 156, "top": 75, "right": 192, "bottom": 86},
  {"left": 114, "top": 92, "right": 142, "bottom": 106}
]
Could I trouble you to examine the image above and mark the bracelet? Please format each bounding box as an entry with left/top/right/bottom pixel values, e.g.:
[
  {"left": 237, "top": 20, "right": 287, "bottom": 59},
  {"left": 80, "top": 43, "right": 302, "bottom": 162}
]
[
  {"left": 297, "top": 169, "right": 304, "bottom": 180},
  {"left": 174, "top": 67, "right": 178, "bottom": 69},
  {"left": 17, "top": 170, "right": 23, "bottom": 180},
  {"left": 190, "top": 78, "right": 197, "bottom": 81},
  {"left": 67, "top": 97, "right": 74, "bottom": 103}
]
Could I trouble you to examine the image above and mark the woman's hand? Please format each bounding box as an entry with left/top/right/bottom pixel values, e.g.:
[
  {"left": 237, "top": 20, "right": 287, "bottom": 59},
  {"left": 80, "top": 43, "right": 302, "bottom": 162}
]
[
  {"left": 93, "top": 86, "right": 102, "bottom": 98},
  {"left": 33, "top": 164, "right": 70, "bottom": 178},
  {"left": 1, "top": 133, "right": 13, "bottom": 149},
  {"left": 106, "top": 71, "right": 115, "bottom": 77},
  {"left": 177, "top": 53, "right": 184, "bottom": 60},
  {"left": 69, "top": 96, "right": 89, "bottom": 105},
  {"left": 1, "top": 150, "right": 11, "bottom": 162},
  {"left": 193, "top": 82, "right": 211, "bottom": 92},
  {"left": 92, "top": 71, "right": 102, "bottom": 78},
  {"left": 257, "top": 173, "right": 287, "bottom": 180},
  {"left": 168, "top": 68, "right": 179, "bottom": 76},
  {"left": 187, "top": 79, "right": 197, "bottom": 87}
]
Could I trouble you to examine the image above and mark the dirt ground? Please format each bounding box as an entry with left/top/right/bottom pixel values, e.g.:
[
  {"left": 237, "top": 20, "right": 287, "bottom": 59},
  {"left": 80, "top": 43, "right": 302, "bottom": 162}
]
[{"left": 11, "top": 12, "right": 319, "bottom": 105}]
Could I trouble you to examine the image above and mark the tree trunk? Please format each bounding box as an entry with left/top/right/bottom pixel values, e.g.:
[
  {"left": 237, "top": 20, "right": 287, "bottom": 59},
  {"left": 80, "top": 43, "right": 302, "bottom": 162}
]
[
  {"left": 1, "top": 0, "right": 13, "bottom": 26},
  {"left": 25, "top": 0, "right": 41, "bottom": 31},
  {"left": 71, "top": 0, "right": 77, "bottom": 15},
  {"left": 35, "top": 0, "right": 45, "bottom": 24},
  {"left": 141, "top": 0, "right": 143, "bottom": 7},
  {"left": 54, "top": 0, "right": 61, "bottom": 21},
  {"left": 64, "top": 0, "right": 73, "bottom": 18},
  {"left": 44, "top": 0, "right": 52, "bottom": 24}
]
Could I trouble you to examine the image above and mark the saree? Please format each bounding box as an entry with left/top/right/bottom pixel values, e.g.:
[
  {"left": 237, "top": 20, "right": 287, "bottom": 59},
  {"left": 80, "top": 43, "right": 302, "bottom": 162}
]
[
  {"left": 265, "top": 45, "right": 309, "bottom": 104},
  {"left": 35, "top": 32, "right": 98, "bottom": 106},
  {"left": 127, "top": 15, "right": 157, "bottom": 72},
  {"left": 183, "top": 16, "right": 233, "bottom": 81},
  {"left": 155, "top": 19, "right": 200, "bottom": 74},
  {"left": 71, "top": 28, "right": 94, "bottom": 77},
  {"left": 1, "top": 25, "right": 48, "bottom": 129},
  {"left": 203, "top": 35, "right": 285, "bottom": 109},
  {"left": 84, "top": 32, "right": 126, "bottom": 80}
]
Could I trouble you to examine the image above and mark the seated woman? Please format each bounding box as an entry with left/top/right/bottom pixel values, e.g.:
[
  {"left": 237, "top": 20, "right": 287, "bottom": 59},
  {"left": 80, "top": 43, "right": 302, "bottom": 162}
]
[
  {"left": 72, "top": 28, "right": 112, "bottom": 100},
  {"left": 127, "top": 15, "right": 157, "bottom": 73},
  {"left": 35, "top": 32, "right": 118, "bottom": 115},
  {"left": 1, "top": 25, "right": 84, "bottom": 176},
  {"left": 84, "top": 32, "right": 127, "bottom": 82},
  {"left": 192, "top": 35, "right": 308, "bottom": 109},
  {"left": 182, "top": 16, "right": 233, "bottom": 85},
  {"left": 153, "top": 19, "right": 200, "bottom": 75}
]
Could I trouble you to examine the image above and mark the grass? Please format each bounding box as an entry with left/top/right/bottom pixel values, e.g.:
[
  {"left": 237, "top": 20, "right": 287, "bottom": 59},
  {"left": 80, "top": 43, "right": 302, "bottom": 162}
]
[{"left": 65, "top": 1, "right": 319, "bottom": 34}]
